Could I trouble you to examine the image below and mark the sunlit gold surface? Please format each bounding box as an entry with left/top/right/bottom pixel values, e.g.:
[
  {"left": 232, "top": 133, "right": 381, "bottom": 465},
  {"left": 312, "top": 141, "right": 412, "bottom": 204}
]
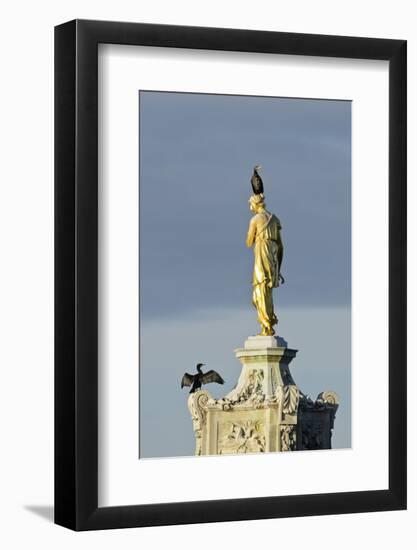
[{"left": 246, "top": 194, "right": 284, "bottom": 336}]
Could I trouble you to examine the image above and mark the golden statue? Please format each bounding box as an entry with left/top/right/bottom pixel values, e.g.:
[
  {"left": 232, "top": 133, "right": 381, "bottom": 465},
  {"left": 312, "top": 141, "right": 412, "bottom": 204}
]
[{"left": 246, "top": 167, "right": 284, "bottom": 336}]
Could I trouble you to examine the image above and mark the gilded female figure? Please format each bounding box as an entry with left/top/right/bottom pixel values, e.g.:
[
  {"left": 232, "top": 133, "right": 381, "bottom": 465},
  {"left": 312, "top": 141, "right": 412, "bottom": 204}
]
[{"left": 246, "top": 193, "right": 284, "bottom": 336}]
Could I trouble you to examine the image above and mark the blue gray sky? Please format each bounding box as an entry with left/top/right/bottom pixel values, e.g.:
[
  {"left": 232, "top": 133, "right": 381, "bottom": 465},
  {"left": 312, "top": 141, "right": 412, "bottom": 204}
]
[{"left": 139, "top": 91, "right": 351, "bottom": 458}]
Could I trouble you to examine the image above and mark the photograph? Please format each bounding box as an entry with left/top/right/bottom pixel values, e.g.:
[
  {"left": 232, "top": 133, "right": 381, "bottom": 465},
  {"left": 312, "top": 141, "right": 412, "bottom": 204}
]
[
  {"left": 139, "top": 91, "right": 351, "bottom": 458},
  {"left": 0, "top": 0, "right": 412, "bottom": 544},
  {"left": 51, "top": 15, "right": 407, "bottom": 533}
]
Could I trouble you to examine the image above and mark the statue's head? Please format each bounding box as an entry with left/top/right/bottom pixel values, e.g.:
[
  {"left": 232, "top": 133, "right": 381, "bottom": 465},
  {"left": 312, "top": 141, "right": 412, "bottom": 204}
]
[{"left": 249, "top": 193, "right": 265, "bottom": 213}]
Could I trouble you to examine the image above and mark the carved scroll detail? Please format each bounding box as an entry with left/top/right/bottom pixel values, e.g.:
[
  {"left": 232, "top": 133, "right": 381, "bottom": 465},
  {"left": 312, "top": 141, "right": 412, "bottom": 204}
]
[
  {"left": 317, "top": 391, "right": 340, "bottom": 407},
  {"left": 188, "top": 391, "right": 210, "bottom": 456}
]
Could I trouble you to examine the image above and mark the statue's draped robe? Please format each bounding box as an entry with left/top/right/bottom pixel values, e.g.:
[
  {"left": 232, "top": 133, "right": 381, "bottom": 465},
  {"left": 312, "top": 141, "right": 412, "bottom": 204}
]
[{"left": 247, "top": 212, "right": 283, "bottom": 335}]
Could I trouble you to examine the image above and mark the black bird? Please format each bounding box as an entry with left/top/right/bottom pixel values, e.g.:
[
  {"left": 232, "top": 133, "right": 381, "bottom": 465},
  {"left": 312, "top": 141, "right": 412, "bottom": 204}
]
[
  {"left": 181, "top": 363, "right": 225, "bottom": 394},
  {"left": 251, "top": 164, "right": 264, "bottom": 195}
]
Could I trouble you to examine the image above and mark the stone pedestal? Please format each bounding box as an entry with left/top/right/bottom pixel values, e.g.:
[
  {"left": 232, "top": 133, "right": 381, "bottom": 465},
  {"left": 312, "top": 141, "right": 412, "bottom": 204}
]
[{"left": 188, "top": 335, "right": 339, "bottom": 455}]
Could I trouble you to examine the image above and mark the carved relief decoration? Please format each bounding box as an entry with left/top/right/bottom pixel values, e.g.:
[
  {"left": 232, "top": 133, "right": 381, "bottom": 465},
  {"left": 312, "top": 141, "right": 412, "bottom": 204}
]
[
  {"left": 301, "top": 423, "right": 323, "bottom": 450},
  {"left": 280, "top": 425, "right": 297, "bottom": 451},
  {"left": 282, "top": 384, "right": 299, "bottom": 415},
  {"left": 239, "top": 369, "right": 264, "bottom": 402},
  {"left": 223, "top": 368, "right": 265, "bottom": 408},
  {"left": 272, "top": 383, "right": 299, "bottom": 418},
  {"left": 218, "top": 420, "right": 266, "bottom": 454}
]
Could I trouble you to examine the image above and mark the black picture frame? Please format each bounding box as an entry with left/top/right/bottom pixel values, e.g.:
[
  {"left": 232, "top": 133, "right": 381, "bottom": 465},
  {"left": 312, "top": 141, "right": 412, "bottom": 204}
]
[{"left": 55, "top": 19, "right": 407, "bottom": 531}]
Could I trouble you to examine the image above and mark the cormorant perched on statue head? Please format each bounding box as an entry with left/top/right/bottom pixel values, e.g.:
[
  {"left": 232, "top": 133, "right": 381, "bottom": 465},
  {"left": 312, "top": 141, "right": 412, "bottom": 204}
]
[
  {"left": 251, "top": 164, "right": 264, "bottom": 195},
  {"left": 181, "top": 363, "right": 224, "bottom": 394}
]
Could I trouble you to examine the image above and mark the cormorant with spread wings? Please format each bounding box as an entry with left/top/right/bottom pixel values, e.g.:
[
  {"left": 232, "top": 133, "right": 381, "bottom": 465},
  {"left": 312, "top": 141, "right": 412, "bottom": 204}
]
[{"left": 181, "top": 363, "right": 224, "bottom": 394}]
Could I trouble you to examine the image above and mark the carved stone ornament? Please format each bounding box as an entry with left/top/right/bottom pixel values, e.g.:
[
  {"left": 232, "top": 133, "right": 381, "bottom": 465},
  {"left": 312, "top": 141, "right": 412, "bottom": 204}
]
[
  {"left": 317, "top": 391, "right": 340, "bottom": 406},
  {"left": 187, "top": 391, "right": 210, "bottom": 456},
  {"left": 270, "top": 383, "right": 299, "bottom": 419},
  {"left": 218, "top": 420, "right": 266, "bottom": 454},
  {"left": 282, "top": 384, "right": 299, "bottom": 415},
  {"left": 301, "top": 423, "right": 323, "bottom": 450},
  {"left": 221, "top": 368, "right": 266, "bottom": 409},
  {"left": 280, "top": 424, "right": 297, "bottom": 451}
]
